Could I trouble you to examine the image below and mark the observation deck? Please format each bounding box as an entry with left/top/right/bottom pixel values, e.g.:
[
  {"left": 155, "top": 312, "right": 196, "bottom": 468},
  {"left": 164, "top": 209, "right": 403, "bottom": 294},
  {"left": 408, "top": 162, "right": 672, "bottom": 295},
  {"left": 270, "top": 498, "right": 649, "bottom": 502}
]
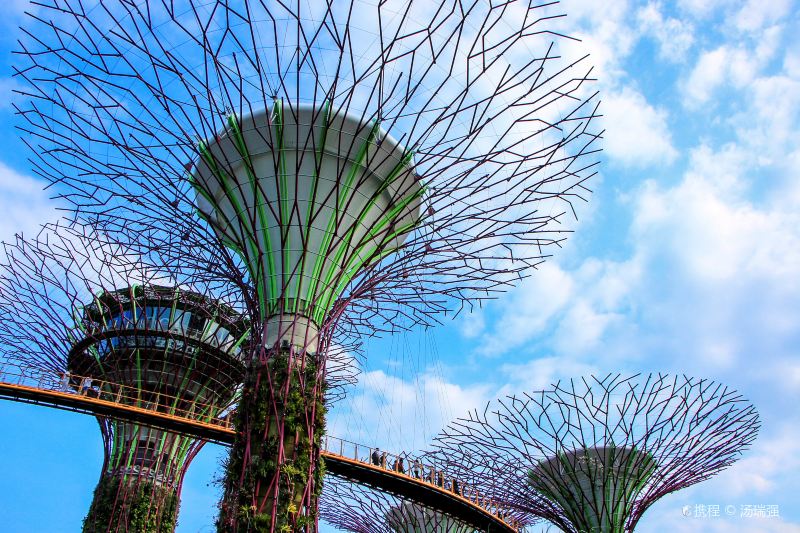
[{"left": 0, "top": 365, "right": 520, "bottom": 532}]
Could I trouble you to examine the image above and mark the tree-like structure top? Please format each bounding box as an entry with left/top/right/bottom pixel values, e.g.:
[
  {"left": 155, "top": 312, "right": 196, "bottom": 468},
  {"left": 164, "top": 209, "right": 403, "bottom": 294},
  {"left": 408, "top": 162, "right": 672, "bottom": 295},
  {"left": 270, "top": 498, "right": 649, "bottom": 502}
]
[
  {"left": 191, "top": 102, "right": 424, "bottom": 326},
  {"left": 428, "top": 374, "right": 760, "bottom": 533},
  {"left": 16, "top": 0, "right": 602, "bottom": 341},
  {"left": 0, "top": 223, "right": 231, "bottom": 374}
]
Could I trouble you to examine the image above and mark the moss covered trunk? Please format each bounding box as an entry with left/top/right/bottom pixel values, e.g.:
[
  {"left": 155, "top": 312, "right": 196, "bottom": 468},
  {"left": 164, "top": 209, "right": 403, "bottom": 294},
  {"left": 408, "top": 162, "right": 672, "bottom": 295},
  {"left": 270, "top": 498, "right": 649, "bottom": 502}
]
[
  {"left": 219, "top": 349, "right": 326, "bottom": 532},
  {"left": 83, "top": 476, "right": 178, "bottom": 533}
]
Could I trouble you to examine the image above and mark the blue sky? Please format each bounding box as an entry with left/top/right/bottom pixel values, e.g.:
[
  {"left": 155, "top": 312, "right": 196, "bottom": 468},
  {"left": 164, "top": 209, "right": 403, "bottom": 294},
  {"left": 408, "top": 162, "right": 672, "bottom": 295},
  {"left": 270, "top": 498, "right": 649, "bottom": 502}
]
[{"left": 1, "top": 1, "right": 800, "bottom": 532}]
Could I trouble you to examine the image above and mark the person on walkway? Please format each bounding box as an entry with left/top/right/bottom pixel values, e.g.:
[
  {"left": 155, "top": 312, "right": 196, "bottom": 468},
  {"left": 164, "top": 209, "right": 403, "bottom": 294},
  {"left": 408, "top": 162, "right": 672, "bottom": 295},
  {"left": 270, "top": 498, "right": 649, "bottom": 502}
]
[
  {"left": 371, "top": 448, "right": 381, "bottom": 466},
  {"left": 80, "top": 376, "right": 93, "bottom": 395},
  {"left": 394, "top": 456, "right": 405, "bottom": 474},
  {"left": 412, "top": 459, "right": 421, "bottom": 479},
  {"left": 452, "top": 478, "right": 460, "bottom": 495},
  {"left": 58, "top": 371, "right": 71, "bottom": 392},
  {"left": 380, "top": 451, "right": 387, "bottom": 469}
]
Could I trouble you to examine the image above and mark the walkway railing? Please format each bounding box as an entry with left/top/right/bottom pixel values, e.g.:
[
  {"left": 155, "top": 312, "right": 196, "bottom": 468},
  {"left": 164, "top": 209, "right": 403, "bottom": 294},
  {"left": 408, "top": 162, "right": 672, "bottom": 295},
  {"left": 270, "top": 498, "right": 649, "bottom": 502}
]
[
  {"left": 0, "top": 364, "right": 236, "bottom": 426},
  {"left": 322, "top": 434, "right": 522, "bottom": 530},
  {"left": 0, "top": 364, "right": 520, "bottom": 531}
]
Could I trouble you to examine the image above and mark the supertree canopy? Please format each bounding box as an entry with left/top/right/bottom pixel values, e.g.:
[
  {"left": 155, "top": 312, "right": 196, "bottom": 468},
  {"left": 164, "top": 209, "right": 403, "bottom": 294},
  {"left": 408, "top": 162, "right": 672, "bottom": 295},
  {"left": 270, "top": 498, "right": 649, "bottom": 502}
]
[
  {"left": 0, "top": 224, "right": 250, "bottom": 532},
  {"left": 15, "top": 0, "right": 601, "bottom": 530},
  {"left": 192, "top": 103, "right": 424, "bottom": 330},
  {"left": 527, "top": 445, "right": 656, "bottom": 533},
  {"left": 429, "top": 374, "right": 760, "bottom": 533}
]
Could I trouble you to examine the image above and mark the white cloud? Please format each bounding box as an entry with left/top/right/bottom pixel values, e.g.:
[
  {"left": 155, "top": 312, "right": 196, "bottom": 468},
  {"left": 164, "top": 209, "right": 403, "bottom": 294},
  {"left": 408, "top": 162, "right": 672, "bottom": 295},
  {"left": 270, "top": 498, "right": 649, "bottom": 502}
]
[
  {"left": 681, "top": 143, "right": 750, "bottom": 193},
  {"left": 557, "top": 0, "right": 637, "bottom": 86},
  {"left": 618, "top": 145, "right": 800, "bottom": 374},
  {"left": 731, "top": 0, "right": 792, "bottom": 33},
  {"left": 739, "top": 74, "right": 800, "bottom": 157},
  {"left": 0, "top": 77, "right": 25, "bottom": 111},
  {"left": 684, "top": 26, "right": 784, "bottom": 108},
  {"left": 717, "top": 427, "right": 800, "bottom": 497},
  {"left": 0, "top": 163, "right": 61, "bottom": 242},
  {"left": 457, "top": 310, "right": 485, "bottom": 339},
  {"left": 496, "top": 356, "right": 598, "bottom": 396},
  {"left": 677, "top": 0, "right": 738, "bottom": 19},
  {"left": 632, "top": 155, "right": 800, "bottom": 285},
  {"left": 785, "top": 48, "right": 800, "bottom": 78},
  {"left": 778, "top": 358, "right": 800, "bottom": 392},
  {"left": 552, "top": 299, "right": 617, "bottom": 353},
  {"left": 469, "top": 128, "right": 800, "bottom": 377},
  {"left": 601, "top": 86, "right": 678, "bottom": 167},
  {"left": 327, "top": 369, "right": 493, "bottom": 453},
  {"left": 684, "top": 46, "right": 738, "bottom": 105},
  {"left": 473, "top": 262, "right": 573, "bottom": 357},
  {"left": 637, "top": 2, "right": 695, "bottom": 62},
  {"left": 544, "top": 257, "right": 641, "bottom": 357},
  {"left": 465, "top": 130, "right": 796, "bottom": 367}
]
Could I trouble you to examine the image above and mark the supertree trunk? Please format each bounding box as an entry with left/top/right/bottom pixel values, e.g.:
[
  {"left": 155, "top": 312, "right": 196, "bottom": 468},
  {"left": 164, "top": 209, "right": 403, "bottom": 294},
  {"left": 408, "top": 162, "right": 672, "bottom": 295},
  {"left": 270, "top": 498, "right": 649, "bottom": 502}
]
[
  {"left": 219, "top": 344, "right": 327, "bottom": 532},
  {"left": 194, "top": 104, "right": 422, "bottom": 532},
  {"left": 82, "top": 418, "right": 208, "bottom": 532},
  {"left": 84, "top": 477, "right": 178, "bottom": 533},
  {"left": 83, "top": 424, "right": 190, "bottom": 533}
]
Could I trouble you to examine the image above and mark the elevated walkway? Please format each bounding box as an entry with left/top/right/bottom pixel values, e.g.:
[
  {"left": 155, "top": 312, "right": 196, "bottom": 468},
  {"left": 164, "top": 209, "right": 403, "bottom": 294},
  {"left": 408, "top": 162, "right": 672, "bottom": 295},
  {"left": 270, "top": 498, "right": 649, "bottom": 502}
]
[{"left": 0, "top": 366, "right": 519, "bottom": 532}]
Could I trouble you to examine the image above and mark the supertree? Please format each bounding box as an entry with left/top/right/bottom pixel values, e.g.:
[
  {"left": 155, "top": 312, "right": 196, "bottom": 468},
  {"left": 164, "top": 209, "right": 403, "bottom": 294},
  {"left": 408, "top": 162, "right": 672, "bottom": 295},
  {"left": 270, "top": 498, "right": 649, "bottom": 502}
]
[
  {"left": 428, "top": 374, "right": 761, "bottom": 533},
  {"left": 0, "top": 223, "right": 251, "bottom": 532},
  {"left": 15, "top": 1, "right": 602, "bottom": 530}
]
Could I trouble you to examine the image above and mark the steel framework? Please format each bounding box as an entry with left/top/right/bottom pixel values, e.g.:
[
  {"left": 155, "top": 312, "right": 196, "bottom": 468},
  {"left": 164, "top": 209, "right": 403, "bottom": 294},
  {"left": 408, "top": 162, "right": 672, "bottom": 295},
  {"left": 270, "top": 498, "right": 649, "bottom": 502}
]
[
  {"left": 15, "top": 1, "right": 601, "bottom": 530},
  {"left": 428, "top": 374, "right": 760, "bottom": 533}
]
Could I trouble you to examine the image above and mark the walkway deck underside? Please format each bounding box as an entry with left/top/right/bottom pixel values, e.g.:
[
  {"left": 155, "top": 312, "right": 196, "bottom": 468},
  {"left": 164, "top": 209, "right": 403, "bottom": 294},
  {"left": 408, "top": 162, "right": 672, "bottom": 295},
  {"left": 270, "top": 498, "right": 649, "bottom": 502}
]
[
  {"left": 0, "top": 375, "right": 517, "bottom": 532},
  {"left": 326, "top": 454, "right": 513, "bottom": 532}
]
